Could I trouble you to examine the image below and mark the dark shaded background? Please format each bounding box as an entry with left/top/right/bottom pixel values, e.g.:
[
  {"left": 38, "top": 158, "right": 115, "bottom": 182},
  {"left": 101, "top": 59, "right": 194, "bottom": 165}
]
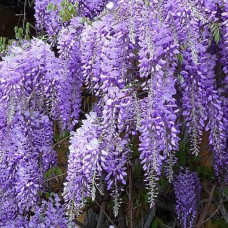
[{"left": 0, "top": 0, "right": 35, "bottom": 38}]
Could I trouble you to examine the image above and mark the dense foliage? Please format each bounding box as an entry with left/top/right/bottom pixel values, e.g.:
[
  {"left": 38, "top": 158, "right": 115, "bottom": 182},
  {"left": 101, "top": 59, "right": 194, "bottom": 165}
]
[{"left": 0, "top": 0, "right": 227, "bottom": 227}]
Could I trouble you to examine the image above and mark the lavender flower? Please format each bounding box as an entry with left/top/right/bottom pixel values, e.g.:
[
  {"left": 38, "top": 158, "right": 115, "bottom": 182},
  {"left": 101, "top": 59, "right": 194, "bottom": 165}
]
[
  {"left": 174, "top": 169, "right": 201, "bottom": 228},
  {"left": 57, "top": 17, "right": 84, "bottom": 130},
  {"left": 29, "top": 194, "right": 68, "bottom": 228},
  {"left": 63, "top": 112, "right": 102, "bottom": 216}
]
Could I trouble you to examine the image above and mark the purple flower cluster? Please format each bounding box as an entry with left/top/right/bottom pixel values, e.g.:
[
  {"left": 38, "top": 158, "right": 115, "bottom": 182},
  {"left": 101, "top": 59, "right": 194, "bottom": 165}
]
[
  {"left": 34, "top": 0, "right": 114, "bottom": 36},
  {"left": 29, "top": 194, "right": 69, "bottom": 227},
  {"left": 35, "top": 0, "right": 63, "bottom": 35},
  {"left": 63, "top": 112, "right": 101, "bottom": 215},
  {"left": 57, "top": 17, "right": 84, "bottom": 130},
  {"left": 0, "top": 39, "right": 61, "bottom": 118},
  {"left": 0, "top": 0, "right": 226, "bottom": 225},
  {"left": 174, "top": 169, "right": 201, "bottom": 228},
  {"left": 78, "top": 0, "right": 111, "bottom": 18},
  {"left": 81, "top": 12, "right": 133, "bottom": 95},
  {"left": 64, "top": 0, "right": 227, "bottom": 217},
  {"left": 0, "top": 111, "right": 55, "bottom": 217},
  {"left": 0, "top": 39, "right": 62, "bottom": 225}
]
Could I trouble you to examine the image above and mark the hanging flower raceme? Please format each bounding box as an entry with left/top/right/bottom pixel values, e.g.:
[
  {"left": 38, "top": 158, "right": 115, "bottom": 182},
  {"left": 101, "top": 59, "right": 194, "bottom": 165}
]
[
  {"left": 57, "top": 17, "right": 84, "bottom": 130},
  {"left": 178, "top": 1, "right": 215, "bottom": 155},
  {"left": 35, "top": 0, "right": 62, "bottom": 35},
  {"left": 174, "top": 168, "right": 201, "bottom": 228},
  {"left": 200, "top": 53, "right": 228, "bottom": 183},
  {"left": 64, "top": 87, "right": 134, "bottom": 217},
  {"left": 34, "top": 0, "right": 113, "bottom": 36},
  {"left": 29, "top": 194, "right": 69, "bottom": 227},
  {"left": 137, "top": 5, "right": 180, "bottom": 205},
  {"left": 78, "top": 0, "right": 111, "bottom": 18},
  {"left": 0, "top": 39, "right": 61, "bottom": 120},
  {"left": 99, "top": 87, "right": 133, "bottom": 216},
  {"left": 181, "top": 48, "right": 207, "bottom": 156},
  {"left": 81, "top": 11, "right": 133, "bottom": 96},
  {"left": 0, "top": 111, "right": 55, "bottom": 215},
  {"left": 63, "top": 112, "right": 102, "bottom": 217},
  {"left": 80, "top": 10, "right": 135, "bottom": 215}
]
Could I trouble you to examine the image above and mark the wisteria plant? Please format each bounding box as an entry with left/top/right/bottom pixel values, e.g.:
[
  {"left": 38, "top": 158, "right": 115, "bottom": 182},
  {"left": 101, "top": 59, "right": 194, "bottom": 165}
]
[{"left": 0, "top": 0, "right": 227, "bottom": 227}]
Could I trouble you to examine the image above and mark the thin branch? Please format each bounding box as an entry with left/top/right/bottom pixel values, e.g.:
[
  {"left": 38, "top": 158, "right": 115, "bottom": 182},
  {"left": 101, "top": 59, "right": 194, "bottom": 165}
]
[
  {"left": 23, "top": 0, "right": 27, "bottom": 30},
  {"left": 44, "top": 173, "right": 67, "bottom": 183},
  {"left": 128, "top": 164, "right": 134, "bottom": 228},
  {"left": 95, "top": 200, "right": 117, "bottom": 228},
  {"left": 96, "top": 201, "right": 106, "bottom": 228},
  {"left": 197, "top": 183, "right": 217, "bottom": 228},
  {"left": 144, "top": 208, "right": 155, "bottom": 228},
  {"left": 53, "top": 135, "right": 71, "bottom": 148}
]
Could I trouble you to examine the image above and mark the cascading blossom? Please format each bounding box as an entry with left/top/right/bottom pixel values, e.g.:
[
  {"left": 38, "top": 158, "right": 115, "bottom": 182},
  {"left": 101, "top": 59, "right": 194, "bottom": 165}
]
[
  {"left": 29, "top": 194, "right": 69, "bottom": 227},
  {"left": 136, "top": 2, "right": 180, "bottom": 205},
  {"left": 174, "top": 169, "right": 201, "bottom": 228},
  {"left": 34, "top": 0, "right": 115, "bottom": 36},
  {"left": 0, "top": 111, "right": 55, "bottom": 214},
  {"left": 0, "top": 39, "right": 61, "bottom": 119},
  {"left": 57, "top": 17, "right": 84, "bottom": 130},
  {"left": 35, "top": 0, "right": 63, "bottom": 35},
  {"left": 63, "top": 112, "right": 102, "bottom": 215},
  {"left": 0, "top": 38, "right": 61, "bottom": 225},
  {"left": 0, "top": 0, "right": 227, "bottom": 225},
  {"left": 65, "top": 0, "right": 227, "bottom": 218}
]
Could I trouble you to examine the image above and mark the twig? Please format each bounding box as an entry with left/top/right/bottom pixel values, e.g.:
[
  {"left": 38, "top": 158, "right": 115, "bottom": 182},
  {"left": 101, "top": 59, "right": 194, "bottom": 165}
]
[
  {"left": 117, "top": 206, "right": 127, "bottom": 228},
  {"left": 199, "top": 206, "right": 220, "bottom": 225},
  {"left": 128, "top": 164, "right": 134, "bottom": 228},
  {"left": 96, "top": 201, "right": 106, "bottom": 228},
  {"left": 197, "top": 183, "right": 217, "bottom": 228},
  {"left": 95, "top": 200, "right": 117, "bottom": 228},
  {"left": 74, "top": 219, "right": 86, "bottom": 228},
  {"left": 44, "top": 173, "right": 67, "bottom": 183},
  {"left": 213, "top": 189, "right": 228, "bottom": 224},
  {"left": 53, "top": 135, "right": 71, "bottom": 148},
  {"left": 144, "top": 207, "right": 155, "bottom": 228}
]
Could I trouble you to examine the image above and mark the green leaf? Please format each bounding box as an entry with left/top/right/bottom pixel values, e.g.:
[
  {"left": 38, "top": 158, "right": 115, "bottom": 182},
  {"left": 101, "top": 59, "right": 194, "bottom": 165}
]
[
  {"left": 214, "top": 32, "right": 220, "bottom": 44},
  {"left": 177, "top": 53, "right": 183, "bottom": 63},
  {"left": 210, "top": 22, "right": 220, "bottom": 44},
  {"left": 61, "top": 0, "right": 68, "bottom": 7},
  {"left": 26, "top": 22, "right": 30, "bottom": 31},
  {"left": 45, "top": 192, "right": 50, "bottom": 199},
  {"left": 53, "top": 4, "right": 58, "bottom": 12},
  {"left": 157, "top": 218, "right": 165, "bottom": 228},
  {"left": 47, "top": 3, "right": 54, "bottom": 11},
  {"left": 177, "top": 74, "right": 184, "bottom": 84},
  {"left": 55, "top": 167, "right": 62, "bottom": 175},
  {"left": 43, "top": 167, "right": 55, "bottom": 179},
  {"left": 43, "top": 166, "right": 63, "bottom": 180},
  {"left": 14, "top": 26, "right": 18, "bottom": 34},
  {"left": 68, "top": 5, "right": 73, "bottom": 11},
  {"left": 151, "top": 219, "right": 158, "bottom": 228},
  {"left": 25, "top": 35, "right": 30, "bottom": 40}
]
